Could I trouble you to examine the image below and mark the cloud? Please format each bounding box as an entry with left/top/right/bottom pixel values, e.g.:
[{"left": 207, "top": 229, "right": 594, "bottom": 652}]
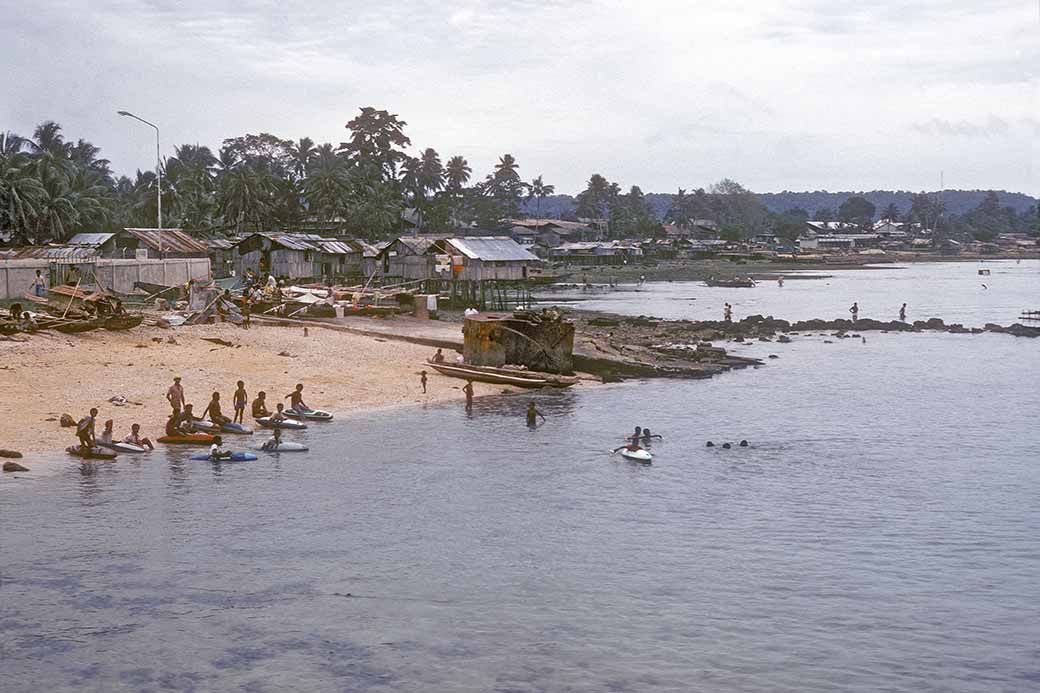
[
  {"left": 911, "top": 116, "right": 1012, "bottom": 137},
  {"left": 0, "top": 0, "right": 1034, "bottom": 193}
]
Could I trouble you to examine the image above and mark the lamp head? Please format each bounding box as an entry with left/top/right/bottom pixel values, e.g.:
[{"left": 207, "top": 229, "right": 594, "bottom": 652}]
[{"left": 117, "top": 110, "right": 130, "bottom": 116}]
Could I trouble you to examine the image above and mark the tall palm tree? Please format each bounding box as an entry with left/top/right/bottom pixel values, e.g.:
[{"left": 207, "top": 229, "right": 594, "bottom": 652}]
[
  {"left": 303, "top": 146, "right": 350, "bottom": 222},
  {"left": 165, "top": 144, "right": 218, "bottom": 229},
  {"left": 0, "top": 133, "right": 44, "bottom": 239},
  {"left": 526, "top": 174, "right": 554, "bottom": 215},
  {"left": 290, "top": 137, "right": 316, "bottom": 179},
  {"left": 445, "top": 155, "right": 471, "bottom": 192}
]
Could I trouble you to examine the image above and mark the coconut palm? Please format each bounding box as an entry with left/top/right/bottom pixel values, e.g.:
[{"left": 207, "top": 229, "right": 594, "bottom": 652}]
[
  {"left": 290, "top": 137, "right": 316, "bottom": 179},
  {"left": 0, "top": 133, "right": 44, "bottom": 239},
  {"left": 526, "top": 175, "right": 554, "bottom": 215},
  {"left": 445, "top": 155, "right": 471, "bottom": 192}
]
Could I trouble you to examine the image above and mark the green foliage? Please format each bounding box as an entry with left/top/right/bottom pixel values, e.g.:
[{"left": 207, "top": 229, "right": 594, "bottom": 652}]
[{"left": 837, "top": 195, "right": 876, "bottom": 227}]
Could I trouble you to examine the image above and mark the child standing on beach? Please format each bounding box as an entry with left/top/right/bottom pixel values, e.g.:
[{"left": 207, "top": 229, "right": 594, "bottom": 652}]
[
  {"left": 420, "top": 370, "right": 428, "bottom": 394},
  {"left": 233, "top": 381, "right": 248, "bottom": 424}
]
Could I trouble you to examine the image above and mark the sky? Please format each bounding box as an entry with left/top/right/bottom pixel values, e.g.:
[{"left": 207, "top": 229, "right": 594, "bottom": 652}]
[{"left": 2, "top": 0, "right": 1036, "bottom": 195}]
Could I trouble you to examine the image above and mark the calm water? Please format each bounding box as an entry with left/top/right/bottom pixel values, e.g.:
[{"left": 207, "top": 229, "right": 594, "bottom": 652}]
[
  {"left": 3, "top": 265, "right": 1039, "bottom": 692},
  {"left": 537, "top": 260, "right": 1040, "bottom": 325}
]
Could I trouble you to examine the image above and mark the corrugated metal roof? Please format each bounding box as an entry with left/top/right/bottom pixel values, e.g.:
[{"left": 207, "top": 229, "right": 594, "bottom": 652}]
[
  {"left": 67, "top": 232, "right": 116, "bottom": 246},
  {"left": 123, "top": 228, "right": 209, "bottom": 254},
  {"left": 0, "top": 245, "right": 99, "bottom": 260},
  {"left": 206, "top": 238, "right": 237, "bottom": 249},
  {"left": 241, "top": 232, "right": 357, "bottom": 254},
  {"left": 445, "top": 237, "right": 540, "bottom": 262}
]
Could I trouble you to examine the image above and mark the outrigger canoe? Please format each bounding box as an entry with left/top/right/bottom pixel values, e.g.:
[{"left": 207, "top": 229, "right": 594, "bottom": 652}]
[{"left": 426, "top": 361, "right": 579, "bottom": 389}]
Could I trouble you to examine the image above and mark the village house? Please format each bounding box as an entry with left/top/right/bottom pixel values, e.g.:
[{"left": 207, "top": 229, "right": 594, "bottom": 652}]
[
  {"left": 661, "top": 220, "right": 720, "bottom": 240},
  {"left": 427, "top": 237, "right": 541, "bottom": 281},
  {"left": 376, "top": 236, "right": 442, "bottom": 281},
  {"left": 66, "top": 228, "right": 209, "bottom": 259},
  {"left": 231, "top": 232, "right": 363, "bottom": 281},
  {"left": 548, "top": 240, "right": 644, "bottom": 265}
]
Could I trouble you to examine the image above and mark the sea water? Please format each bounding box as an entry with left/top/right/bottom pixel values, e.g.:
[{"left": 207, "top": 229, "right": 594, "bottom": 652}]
[{"left": 2, "top": 264, "right": 1039, "bottom": 691}]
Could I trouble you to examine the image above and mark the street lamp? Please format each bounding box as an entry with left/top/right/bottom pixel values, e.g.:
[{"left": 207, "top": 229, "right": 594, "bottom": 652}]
[{"left": 117, "top": 110, "right": 162, "bottom": 255}]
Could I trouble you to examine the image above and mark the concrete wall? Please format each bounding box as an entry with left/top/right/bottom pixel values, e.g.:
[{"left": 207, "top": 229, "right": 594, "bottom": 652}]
[{"left": 0, "top": 257, "right": 211, "bottom": 299}]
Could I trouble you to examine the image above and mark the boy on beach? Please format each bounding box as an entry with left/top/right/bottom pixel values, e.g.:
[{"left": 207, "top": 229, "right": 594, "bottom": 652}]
[
  {"left": 285, "top": 384, "right": 308, "bottom": 412},
  {"left": 32, "top": 269, "right": 47, "bottom": 297},
  {"left": 123, "top": 423, "right": 154, "bottom": 450},
  {"left": 77, "top": 408, "right": 98, "bottom": 448},
  {"left": 233, "top": 381, "right": 248, "bottom": 424},
  {"left": 167, "top": 377, "right": 185, "bottom": 416},
  {"left": 420, "top": 370, "right": 428, "bottom": 394},
  {"left": 252, "top": 391, "right": 270, "bottom": 418}
]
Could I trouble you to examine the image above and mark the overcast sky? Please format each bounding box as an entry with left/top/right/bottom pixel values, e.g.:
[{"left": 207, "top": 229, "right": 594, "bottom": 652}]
[{"left": 2, "top": 0, "right": 1036, "bottom": 194}]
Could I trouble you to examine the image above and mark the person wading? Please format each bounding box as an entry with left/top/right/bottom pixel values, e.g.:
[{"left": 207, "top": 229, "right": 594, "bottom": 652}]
[{"left": 526, "top": 401, "right": 545, "bottom": 427}]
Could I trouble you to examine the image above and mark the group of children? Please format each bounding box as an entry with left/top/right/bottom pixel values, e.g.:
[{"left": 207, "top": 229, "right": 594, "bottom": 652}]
[
  {"left": 74, "top": 408, "right": 153, "bottom": 451},
  {"left": 164, "top": 377, "right": 311, "bottom": 437}
]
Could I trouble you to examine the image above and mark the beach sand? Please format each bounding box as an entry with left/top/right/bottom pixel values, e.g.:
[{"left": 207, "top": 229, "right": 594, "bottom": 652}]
[{"left": 0, "top": 320, "right": 502, "bottom": 477}]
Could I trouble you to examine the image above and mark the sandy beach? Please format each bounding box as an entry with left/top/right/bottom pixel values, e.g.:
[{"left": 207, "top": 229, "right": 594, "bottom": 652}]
[{"left": 0, "top": 320, "right": 503, "bottom": 475}]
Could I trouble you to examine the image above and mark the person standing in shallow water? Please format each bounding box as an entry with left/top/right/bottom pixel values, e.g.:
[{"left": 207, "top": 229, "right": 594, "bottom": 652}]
[
  {"left": 526, "top": 401, "right": 545, "bottom": 427},
  {"left": 463, "top": 380, "right": 474, "bottom": 408},
  {"left": 724, "top": 303, "right": 733, "bottom": 322},
  {"left": 849, "top": 302, "right": 859, "bottom": 322},
  {"left": 899, "top": 303, "right": 907, "bottom": 321}
]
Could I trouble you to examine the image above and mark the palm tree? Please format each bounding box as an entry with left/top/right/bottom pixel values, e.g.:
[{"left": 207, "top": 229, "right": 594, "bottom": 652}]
[
  {"left": 290, "top": 137, "right": 316, "bottom": 179},
  {"left": 445, "top": 155, "right": 471, "bottom": 192},
  {"left": 165, "top": 144, "right": 218, "bottom": 228},
  {"left": 220, "top": 162, "right": 275, "bottom": 232},
  {"left": 32, "top": 165, "right": 79, "bottom": 242},
  {"left": 526, "top": 175, "right": 554, "bottom": 216},
  {"left": 303, "top": 146, "right": 350, "bottom": 222},
  {"left": 0, "top": 133, "right": 44, "bottom": 240}
]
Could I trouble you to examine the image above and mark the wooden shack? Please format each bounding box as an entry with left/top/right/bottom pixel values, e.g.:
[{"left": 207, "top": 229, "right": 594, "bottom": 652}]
[
  {"left": 462, "top": 310, "right": 575, "bottom": 374},
  {"left": 232, "top": 232, "right": 362, "bottom": 281}
]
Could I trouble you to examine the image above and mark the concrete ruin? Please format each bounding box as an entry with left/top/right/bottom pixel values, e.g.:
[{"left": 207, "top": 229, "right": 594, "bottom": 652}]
[{"left": 463, "top": 310, "right": 575, "bottom": 374}]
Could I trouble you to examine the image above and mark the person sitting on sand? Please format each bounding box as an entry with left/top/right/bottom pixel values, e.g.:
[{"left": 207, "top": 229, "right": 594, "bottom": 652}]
[
  {"left": 209, "top": 436, "right": 232, "bottom": 460},
  {"left": 261, "top": 428, "right": 283, "bottom": 452},
  {"left": 18, "top": 311, "right": 37, "bottom": 331},
  {"left": 431, "top": 348, "right": 445, "bottom": 364},
  {"left": 77, "top": 408, "right": 98, "bottom": 449},
  {"left": 252, "top": 391, "right": 270, "bottom": 418},
  {"left": 203, "top": 392, "right": 231, "bottom": 426},
  {"left": 233, "top": 381, "right": 247, "bottom": 424},
  {"left": 123, "top": 423, "right": 154, "bottom": 450},
  {"left": 285, "top": 384, "right": 308, "bottom": 413},
  {"left": 98, "top": 419, "right": 115, "bottom": 446},
  {"left": 174, "top": 403, "right": 197, "bottom": 434}
]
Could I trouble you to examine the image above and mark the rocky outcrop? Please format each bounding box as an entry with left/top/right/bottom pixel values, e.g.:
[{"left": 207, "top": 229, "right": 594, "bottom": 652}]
[
  {"left": 3, "top": 461, "right": 29, "bottom": 472},
  {"left": 0, "top": 449, "right": 23, "bottom": 458}
]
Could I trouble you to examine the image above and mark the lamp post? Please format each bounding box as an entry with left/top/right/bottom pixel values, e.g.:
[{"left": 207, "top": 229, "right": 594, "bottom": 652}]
[{"left": 117, "top": 110, "right": 162, "bottom": 255}]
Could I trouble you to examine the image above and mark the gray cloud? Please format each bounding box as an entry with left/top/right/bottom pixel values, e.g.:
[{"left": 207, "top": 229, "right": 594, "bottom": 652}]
[{"left": 1, "top": 0, "right": 1034, "bottom": 193}]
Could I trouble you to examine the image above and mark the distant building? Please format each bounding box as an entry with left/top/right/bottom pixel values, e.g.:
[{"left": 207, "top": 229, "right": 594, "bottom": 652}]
[
  {"left": 231, "top": 232, "right": 362, "bottom": 281},
  {"left": 428, "top": 237, "right": 541, "bottom": 281},
  {"left": 66, "top": 228, "right": 208, "bottom": 259}
]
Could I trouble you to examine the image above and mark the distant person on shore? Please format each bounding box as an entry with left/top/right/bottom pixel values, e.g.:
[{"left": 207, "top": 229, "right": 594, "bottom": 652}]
[
  {"left": 77, "top": 408, "right": 98, "bottom": 449},
  {"left": 123, "top": 423, "right": 154, "bottom": 450},
  {"left": 261, "top": 427, "right": 283, "bottom": 452},
  {"left": 285, "top": 384, "right": 308, "bottom": 412},
  {"left": 241, "top": 291, "right": 252, "bottom": 329},
  {"left": 849, "top": 302, "right": 859, "bottom": 322},
  {"left": 32, "top": 269, "right": 47, "bottom": 297},
  {"left": 777, "top": 276, "right": 784, "bottom": 287},
  {"left": 526, "top": 401, "right": 545, "bottom": 427},
  {"left": 233, "top": 381, "right": 248, "bottom": 424},
  {"left": 420, "top": 370, "right": 428, "bottom": 394},
  {"left": 899, "top": 303, "right": 907, "bottom": 321},
  {"left": 203, "top": 392, "right": 231, "bottom": 426},
  {"left": 252, "top": 391, "right": 270, "bottom": 418},
  {"left": 463, "top": 381, "right": 474, "bottom": 407},
  {"left": 431, "top": 348, "right": 445, "bottom": 364},
  {"left": 167, "top": 377, "right": 185, "bottom": 416},
  {"left": 724, "top": 303, "right": 733, "bottom": 322}
]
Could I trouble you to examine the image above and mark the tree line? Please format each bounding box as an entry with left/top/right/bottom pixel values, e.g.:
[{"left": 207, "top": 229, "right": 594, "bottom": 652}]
[
  {"left": 0, "top": 108, "right": 557, "bottom": 244},
  {"left": 3, "top": 107, "right": 1037, "bottom": 244}
]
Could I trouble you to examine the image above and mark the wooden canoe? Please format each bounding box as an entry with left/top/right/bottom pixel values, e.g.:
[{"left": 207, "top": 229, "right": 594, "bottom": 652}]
[{"left": 426, "top": 361, "right": 578, "bottom": 388}]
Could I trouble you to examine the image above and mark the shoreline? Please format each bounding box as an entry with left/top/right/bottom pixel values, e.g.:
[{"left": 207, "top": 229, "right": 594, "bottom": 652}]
[{"left": 0, "top": 320, "right": 531, "bottom": 484}]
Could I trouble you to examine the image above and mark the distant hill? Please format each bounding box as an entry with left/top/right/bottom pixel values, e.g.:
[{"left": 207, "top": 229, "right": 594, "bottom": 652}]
[{"left": 521, "top": 190, "right": 1038, "bottom": 220}]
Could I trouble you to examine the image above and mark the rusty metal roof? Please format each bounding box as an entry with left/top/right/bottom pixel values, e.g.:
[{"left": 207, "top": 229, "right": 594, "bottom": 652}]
[
  {"left": 0, "top": 245, "right": 99, "bottom": 260},
  {"left": 237, "top": 232, "right": 357, "bottom": 254},
  {"left": 123, "top": 228, "right": 209, "bottom": 254}
]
